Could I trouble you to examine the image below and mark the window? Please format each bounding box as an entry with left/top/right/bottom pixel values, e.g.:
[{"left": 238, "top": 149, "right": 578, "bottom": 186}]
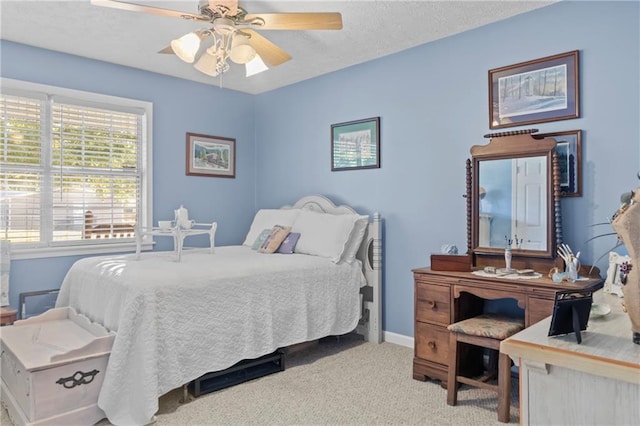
[{"left": 1, "top": 79, "right": 152, "bottom": 259}]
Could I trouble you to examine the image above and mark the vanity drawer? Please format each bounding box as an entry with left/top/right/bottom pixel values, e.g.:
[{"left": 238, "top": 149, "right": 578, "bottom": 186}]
[
  {"left": 415, "top": 322, "right": 449, "bottom": 365},
  {"left": 415, "top": 283, "right": 451, "bottom": 325}
]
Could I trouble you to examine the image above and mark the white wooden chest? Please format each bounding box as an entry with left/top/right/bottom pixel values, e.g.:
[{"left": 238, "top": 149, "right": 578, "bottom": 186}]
[{"left": 0, "top": 307, "right": 114, "bottom": 426}]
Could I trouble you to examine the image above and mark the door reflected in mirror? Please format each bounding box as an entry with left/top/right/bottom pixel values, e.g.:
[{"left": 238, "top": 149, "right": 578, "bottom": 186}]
[{"left": 478, "top": 156, "right": 547, "bottom": 251}]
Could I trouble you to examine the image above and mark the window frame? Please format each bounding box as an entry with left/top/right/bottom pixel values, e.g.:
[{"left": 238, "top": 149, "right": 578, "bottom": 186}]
[{"left": 1, "top": 78, "right": 153, "bottom": 260}]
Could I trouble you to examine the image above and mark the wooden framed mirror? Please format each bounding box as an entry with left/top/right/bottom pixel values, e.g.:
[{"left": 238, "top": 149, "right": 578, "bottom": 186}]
[{"left": 467, "top": 131, "right": 562, "bottom": 271}]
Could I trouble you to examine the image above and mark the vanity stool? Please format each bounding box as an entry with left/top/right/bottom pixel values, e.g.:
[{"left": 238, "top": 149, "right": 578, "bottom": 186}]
[{"left": 446, "top": 314, "right": 524, "bottom": 423}]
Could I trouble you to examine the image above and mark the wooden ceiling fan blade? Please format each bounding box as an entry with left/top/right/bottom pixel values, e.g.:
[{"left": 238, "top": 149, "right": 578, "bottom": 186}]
[
  {"left": 244, "top": 13, "right": 342, "bottom": 30},
  {"left": 90, "top": 0, "right": 206, "bottom": 21},
  {"left": 243, "top": 29, "right": 291, "bottom": 67}
]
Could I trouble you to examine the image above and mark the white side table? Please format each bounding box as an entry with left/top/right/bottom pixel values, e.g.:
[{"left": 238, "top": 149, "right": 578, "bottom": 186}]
[{"left": 135, "top": 222, "right": 217, "bottom": 261}]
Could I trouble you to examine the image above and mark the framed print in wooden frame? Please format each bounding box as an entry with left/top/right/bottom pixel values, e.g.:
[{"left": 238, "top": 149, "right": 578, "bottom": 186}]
[
  {"left": 535, "top": 130, "right": 582, "bottom": 197},
  {"left": 186, "top": 132, "right": 235, "bottom": 178},
  {"left": 489, "top": 50, "right": 579, "bottom": 129},
  {"left": 331, "top": 117, "right": 380, "bottom": 171}
]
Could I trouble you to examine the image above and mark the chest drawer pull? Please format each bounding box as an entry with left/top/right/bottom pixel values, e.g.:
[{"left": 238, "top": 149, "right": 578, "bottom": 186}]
[
  {"left": 56, "top": 369, "right": 100, "bottom": 389},
  {"left": 426, "top": 300, "right": 436, "bottom": 309},
  {"left": 427, "top": 341, "right": 437, "bottom": 350}
]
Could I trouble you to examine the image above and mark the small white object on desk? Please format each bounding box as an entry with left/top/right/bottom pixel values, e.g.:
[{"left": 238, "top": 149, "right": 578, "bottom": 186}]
[
  {"left": 158, "top": 220, "right": 173, "bottom": 230},
  {"left": 440, "top": 244, "right": 458, "bottom": 254},
  {"left": 590, "top": 302, "right": 611, "bottom": 318}
]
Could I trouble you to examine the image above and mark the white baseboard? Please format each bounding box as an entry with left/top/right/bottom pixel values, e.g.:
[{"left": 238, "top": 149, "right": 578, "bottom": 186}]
[{"left": 383, "top": 331, "right": 414, "bottom": 348}]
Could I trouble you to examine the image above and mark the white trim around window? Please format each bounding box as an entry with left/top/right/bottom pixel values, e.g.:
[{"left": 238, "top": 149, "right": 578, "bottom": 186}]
[{"left": 1, "top": 78, "right": 153, "bottom": 260}]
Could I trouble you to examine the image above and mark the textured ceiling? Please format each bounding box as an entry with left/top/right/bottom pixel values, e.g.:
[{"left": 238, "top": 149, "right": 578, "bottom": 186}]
[{"left": 0, "top": 1, "right": 556, "bottom": 94}]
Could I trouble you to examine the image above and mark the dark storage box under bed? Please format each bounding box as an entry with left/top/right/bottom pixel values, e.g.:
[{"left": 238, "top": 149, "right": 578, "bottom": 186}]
[{"left": 188, "top": 350, "right": 286, "bottom": 397}]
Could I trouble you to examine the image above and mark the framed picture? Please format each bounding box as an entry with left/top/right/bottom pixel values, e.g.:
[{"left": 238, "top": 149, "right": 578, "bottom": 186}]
[
  {"left": 186, "top": 132, "right": 235, "bottom": 178},
  {"left": 604, "top": 252, "right": 631, "bottom": 297},
  {"left": 331, "top": 117, "right": 380, "bottom": 171},
  {"left": 535, "top": 130, "right": 582, "bottom": 197},
  {"left": 489, "top": 50, "right": 579, "bottom": 129}
]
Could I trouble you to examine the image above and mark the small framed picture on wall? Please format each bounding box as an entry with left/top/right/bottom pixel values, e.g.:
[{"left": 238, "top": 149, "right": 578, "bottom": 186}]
[
  {"left": 186, "top": 132, "right": 236, "bottom": 178},
  {"left": 331, "top": 117, "right": 380, "bottom": 171}
]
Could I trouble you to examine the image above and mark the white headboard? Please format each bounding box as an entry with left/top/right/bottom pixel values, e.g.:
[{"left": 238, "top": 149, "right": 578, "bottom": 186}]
[{"left": 282, "top": 195, "right": 382, "bottom": 343}]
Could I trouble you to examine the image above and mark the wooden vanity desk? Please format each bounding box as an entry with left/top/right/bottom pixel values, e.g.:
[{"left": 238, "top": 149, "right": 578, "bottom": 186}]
[{"left": 412, "top": 267, "right": 604, "bottom": 386}]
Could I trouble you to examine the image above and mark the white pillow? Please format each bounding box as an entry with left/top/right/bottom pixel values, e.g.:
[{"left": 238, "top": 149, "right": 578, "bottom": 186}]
[
  {"left": 340, "top": 216, "right": 369, "bottom": 264},
  {"left": 292, "top": 209, "right": 360, "bottom": 263},
  {"left": 243, "top": 209, "right": 300, "bottom": 246}
]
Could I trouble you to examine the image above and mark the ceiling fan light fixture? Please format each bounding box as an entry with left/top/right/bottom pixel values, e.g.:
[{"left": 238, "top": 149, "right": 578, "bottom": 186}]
[
  {"left": 90, "top": 0, "right": 342, "bottom": 82},
  {"left": 194, "top": 47, "right": 220, "bottom": 77},
  {"left": 229, "top": 32, "right": 256, "bottom": 64},
  {"left": 212, "top": 17, "right": 236, "bottom": 36},
  {"left": 245, "top": 54, "right": 269, "bottom": 77},
  {"left": 170, "top": 32, "right": 201, "bottom": 63}
]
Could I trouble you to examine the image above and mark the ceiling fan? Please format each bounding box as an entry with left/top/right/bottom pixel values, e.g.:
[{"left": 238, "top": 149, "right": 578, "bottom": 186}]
[{"left": 91, "top": 0, "right": 343, "bottom": 78}]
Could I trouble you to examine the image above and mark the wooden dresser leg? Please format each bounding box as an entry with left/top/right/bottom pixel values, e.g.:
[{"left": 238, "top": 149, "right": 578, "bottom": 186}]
[{"left": 497, "top": 352, "right": 511, "bottom": 423}]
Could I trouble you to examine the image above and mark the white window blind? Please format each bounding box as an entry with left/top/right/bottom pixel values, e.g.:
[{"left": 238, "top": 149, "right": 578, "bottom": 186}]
[{"left": 1, "top": 79, "right": 152, "bottom": 258}]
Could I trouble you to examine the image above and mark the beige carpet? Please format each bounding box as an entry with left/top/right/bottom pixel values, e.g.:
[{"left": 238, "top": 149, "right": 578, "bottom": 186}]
[{"left": 2, "top": 334, "right": 519, "bottom": 425}]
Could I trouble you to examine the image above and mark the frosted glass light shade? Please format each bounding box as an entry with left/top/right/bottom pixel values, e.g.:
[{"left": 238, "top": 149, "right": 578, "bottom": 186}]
[
  {"left": 229, "top": 33, "right": 256, "bottom": 64},
  {"left": 194, "top": 48, "right": 220, "bottom": 76},
  {"left": 245, "top": 55, "right": 268, "bottom": 77},
  {"left": 171, "top": 32, "right": 200, "bottom": 63}
]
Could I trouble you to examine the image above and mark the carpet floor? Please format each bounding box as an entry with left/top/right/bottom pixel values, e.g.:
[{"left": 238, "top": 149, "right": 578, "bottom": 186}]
[{"left": 2, "top": 334, "right": 519, "bottom": 425}]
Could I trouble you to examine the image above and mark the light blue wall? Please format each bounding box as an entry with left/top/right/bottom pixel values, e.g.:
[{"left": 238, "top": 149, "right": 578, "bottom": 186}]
[
  {"left": 0, "top": 41, "right": 257, "bottom": 306},
  {"left": 254, "top": 1, "right": 640, "bottom": 337},
  {"left": 1, "top": 1, "right": 638, "bottom": 338}
]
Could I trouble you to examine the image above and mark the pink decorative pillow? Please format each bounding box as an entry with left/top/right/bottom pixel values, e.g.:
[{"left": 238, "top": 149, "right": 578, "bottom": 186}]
[{"left": 259, "top": 225, "right": 291, "bottom": 253}]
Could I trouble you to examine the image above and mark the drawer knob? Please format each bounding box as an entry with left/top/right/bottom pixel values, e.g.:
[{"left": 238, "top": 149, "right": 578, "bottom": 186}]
[
  {"left": 427, "top": 341, "right": 437, "bottom": 350},
  {"left": 427, "top": 300, "right": 436, "bottom": 309}
]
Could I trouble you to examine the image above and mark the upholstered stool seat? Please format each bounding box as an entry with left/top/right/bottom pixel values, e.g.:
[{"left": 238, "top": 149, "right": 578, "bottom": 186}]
[{"left": 446, "top": 314, "right": 524, "bottom": 423}]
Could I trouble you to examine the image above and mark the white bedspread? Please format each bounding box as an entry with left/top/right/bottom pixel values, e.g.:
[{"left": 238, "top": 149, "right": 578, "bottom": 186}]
[{"left": 55, "top": 246, "right": 366, "bottom": 425}]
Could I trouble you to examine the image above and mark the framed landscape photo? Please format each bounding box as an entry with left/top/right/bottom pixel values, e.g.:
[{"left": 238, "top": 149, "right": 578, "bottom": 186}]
[
  {"left": 489, "top": 51, "right": 579, "bottom": 129},
  {"left": 186, "top": 132, "right": 235, "bottom": 178},
  {"left": 331, "top": 117, "right": 380, "bottom": 171},
  {"left": 535, "top": 130, "right": 582, "bottom": 197}
]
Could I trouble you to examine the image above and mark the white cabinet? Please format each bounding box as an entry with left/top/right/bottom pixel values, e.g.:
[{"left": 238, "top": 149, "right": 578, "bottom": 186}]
[
  {"left": 1, "top": 308, "right": 114, "bottom": 426},
  {"left": 501, "top": 294, "right": 640, "bottom": 425}
]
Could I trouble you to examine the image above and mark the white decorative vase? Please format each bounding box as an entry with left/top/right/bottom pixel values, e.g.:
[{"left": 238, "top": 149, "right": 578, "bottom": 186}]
[{"left": 504, "top": 248, "right": 512, "bottom": 271}]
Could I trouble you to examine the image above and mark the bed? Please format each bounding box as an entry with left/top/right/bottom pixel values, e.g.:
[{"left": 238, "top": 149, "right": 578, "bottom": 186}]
[{"left": 55, "top": 195, "right": 382, "bottom": 425}]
